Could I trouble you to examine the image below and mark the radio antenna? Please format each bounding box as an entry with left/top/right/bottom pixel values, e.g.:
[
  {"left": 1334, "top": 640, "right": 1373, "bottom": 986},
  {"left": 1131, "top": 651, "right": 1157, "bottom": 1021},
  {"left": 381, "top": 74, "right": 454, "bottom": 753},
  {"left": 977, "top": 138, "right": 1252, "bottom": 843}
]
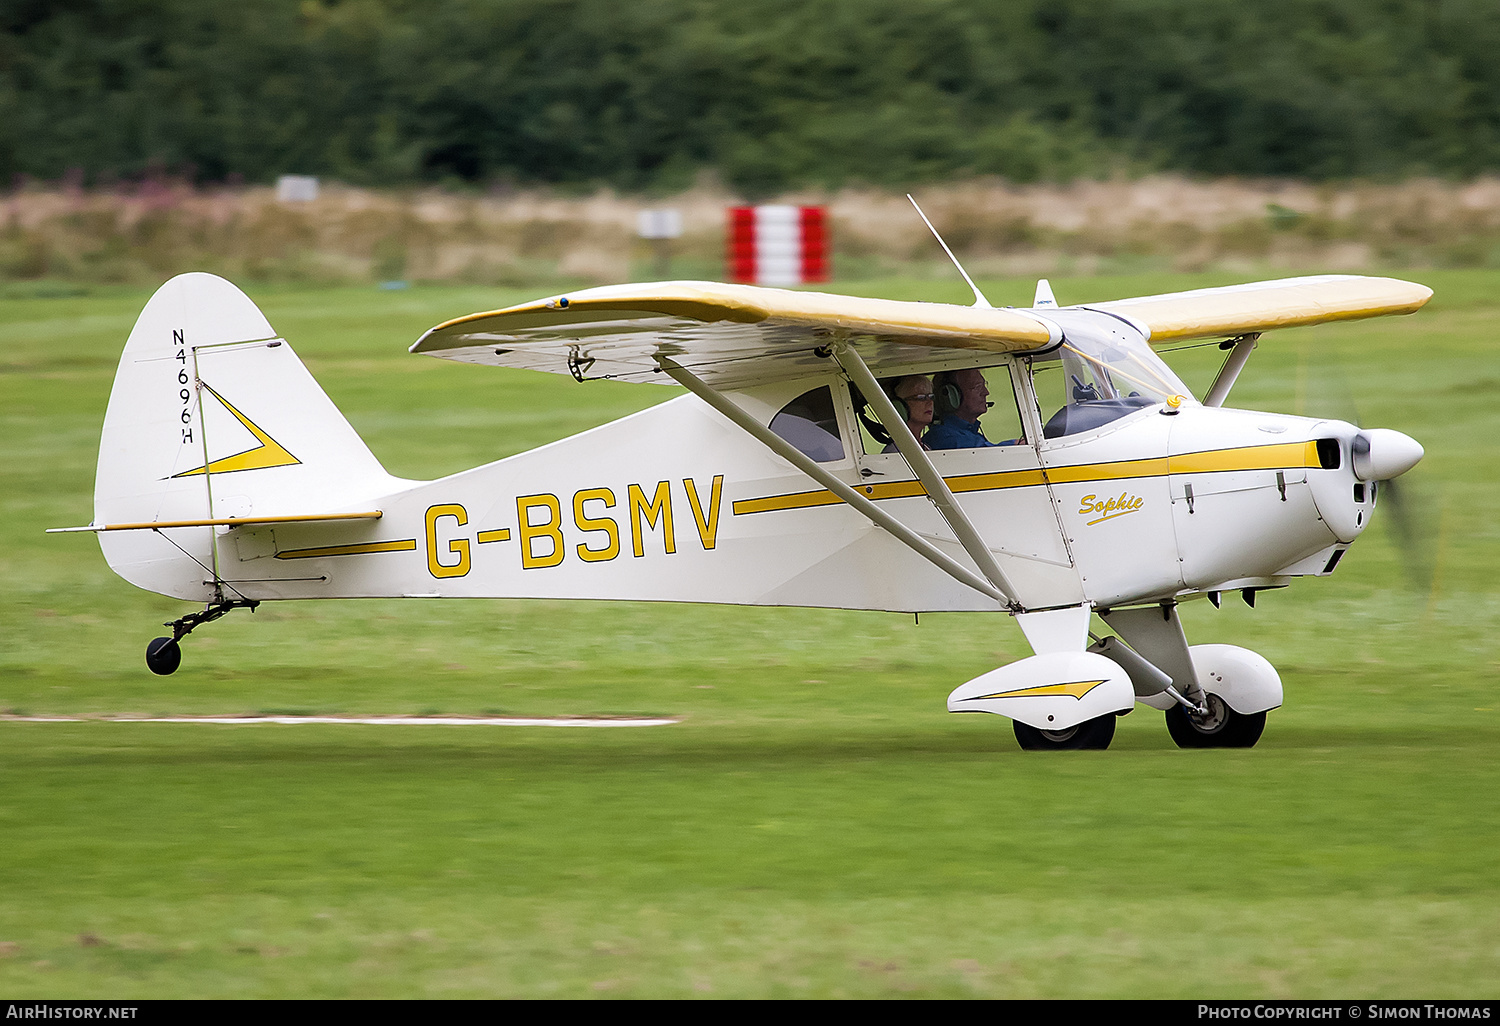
[{"left": 907, "top": 194, "right": 992, "bottom": 309}]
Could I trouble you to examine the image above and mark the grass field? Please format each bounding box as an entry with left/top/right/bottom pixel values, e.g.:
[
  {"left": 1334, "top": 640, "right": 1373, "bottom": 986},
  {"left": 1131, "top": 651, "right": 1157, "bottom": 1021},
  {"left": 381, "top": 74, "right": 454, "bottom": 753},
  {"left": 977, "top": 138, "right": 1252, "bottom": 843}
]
[{"left": 1, "top": 271, "right": 1497, "bottom": 997}]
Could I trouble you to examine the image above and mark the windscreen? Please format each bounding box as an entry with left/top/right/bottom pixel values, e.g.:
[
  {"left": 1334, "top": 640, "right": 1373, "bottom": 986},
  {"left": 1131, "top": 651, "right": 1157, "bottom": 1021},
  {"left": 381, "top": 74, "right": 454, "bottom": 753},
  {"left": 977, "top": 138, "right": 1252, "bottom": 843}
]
[{"left": 1027, "top": 311, "right": 1194, "bottom": 438}]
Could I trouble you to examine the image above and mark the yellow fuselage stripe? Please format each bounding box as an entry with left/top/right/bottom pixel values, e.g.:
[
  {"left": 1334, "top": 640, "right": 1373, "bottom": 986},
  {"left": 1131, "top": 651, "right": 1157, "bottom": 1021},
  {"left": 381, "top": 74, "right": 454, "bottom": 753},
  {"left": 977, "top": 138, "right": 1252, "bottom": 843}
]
[
  {"left": 732, "top": 441, "right": 1319, "bottom": 516},
  {"left": 274, "top": 539, "right": 418, "bottom": 560}
]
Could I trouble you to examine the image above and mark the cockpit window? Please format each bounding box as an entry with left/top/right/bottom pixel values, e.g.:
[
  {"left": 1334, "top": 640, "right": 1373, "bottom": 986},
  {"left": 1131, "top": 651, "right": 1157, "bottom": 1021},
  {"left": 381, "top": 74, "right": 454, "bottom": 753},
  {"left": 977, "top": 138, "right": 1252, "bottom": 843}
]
[
  {"left": 848, "top": 366, "right": 1025, "bottom": 453},
  {"left": 769, "top": 386, "right": 845, "bottom": 462},
  {"left": 1029, "top": 320, "right": 1195, "bottom": 438}
]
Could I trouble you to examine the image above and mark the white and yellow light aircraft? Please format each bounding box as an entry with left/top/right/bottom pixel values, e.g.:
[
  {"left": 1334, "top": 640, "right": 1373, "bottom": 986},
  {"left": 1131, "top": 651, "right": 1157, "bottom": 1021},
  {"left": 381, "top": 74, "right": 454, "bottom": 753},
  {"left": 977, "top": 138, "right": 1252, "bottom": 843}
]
[{"left": 54, "top": 270, "right": 1430, "bottom": 750}]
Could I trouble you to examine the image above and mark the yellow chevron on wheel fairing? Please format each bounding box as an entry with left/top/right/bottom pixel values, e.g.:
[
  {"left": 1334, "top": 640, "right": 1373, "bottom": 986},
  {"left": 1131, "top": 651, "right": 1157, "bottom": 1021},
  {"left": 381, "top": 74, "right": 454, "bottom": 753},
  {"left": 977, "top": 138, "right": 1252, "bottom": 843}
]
[{"left": 965, "top": 680, "right": 1110, "bottom": 702}]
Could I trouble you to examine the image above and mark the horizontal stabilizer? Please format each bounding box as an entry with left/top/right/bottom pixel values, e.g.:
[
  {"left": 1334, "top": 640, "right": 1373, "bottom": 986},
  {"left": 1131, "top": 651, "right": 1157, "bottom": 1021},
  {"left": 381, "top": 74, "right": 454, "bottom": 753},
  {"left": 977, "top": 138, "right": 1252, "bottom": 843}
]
[{"left": 48, "top": 511, "right": 383, "bottom": 534}]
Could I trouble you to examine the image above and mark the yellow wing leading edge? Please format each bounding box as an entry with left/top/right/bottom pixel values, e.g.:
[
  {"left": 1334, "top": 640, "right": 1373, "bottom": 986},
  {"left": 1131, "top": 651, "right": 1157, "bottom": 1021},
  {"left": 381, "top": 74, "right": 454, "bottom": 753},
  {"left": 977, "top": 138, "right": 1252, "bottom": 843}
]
[
  {"left": 409, "top": 275, "right": 1431, "bottom": 387},
  {"left": 1090, "top": 274, "right": 1432, "bottom": 343},
  {"left": 410, "top": 281, "right": 1061, "bottom": 388}
]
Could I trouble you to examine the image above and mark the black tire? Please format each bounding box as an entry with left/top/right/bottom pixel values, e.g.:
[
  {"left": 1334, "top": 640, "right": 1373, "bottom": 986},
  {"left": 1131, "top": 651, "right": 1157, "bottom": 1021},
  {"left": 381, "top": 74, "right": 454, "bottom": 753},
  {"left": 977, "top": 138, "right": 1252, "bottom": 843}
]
[
  {"left": 145, "top": 637, "right": 181, "bottom": 676},
  {"left": 1013, "top": 714, "right": 1116, "bottom": 751},
  {"left": 1165, "top": 694, "right": 1266, "bottom": 748}
]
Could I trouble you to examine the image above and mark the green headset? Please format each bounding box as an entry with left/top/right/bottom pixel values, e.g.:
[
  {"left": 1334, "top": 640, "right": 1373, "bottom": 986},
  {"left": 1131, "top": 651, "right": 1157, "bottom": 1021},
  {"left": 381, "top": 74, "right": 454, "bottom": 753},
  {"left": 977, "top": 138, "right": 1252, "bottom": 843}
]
[
  {"left": 852, "top": 381, "right": 918, "bottom": 447},
  {"left": 885, "top": 384, "right": 911, "bottom": 423},
  {"left": 932, "top": 372, "right": 964, "bottom": 421}
]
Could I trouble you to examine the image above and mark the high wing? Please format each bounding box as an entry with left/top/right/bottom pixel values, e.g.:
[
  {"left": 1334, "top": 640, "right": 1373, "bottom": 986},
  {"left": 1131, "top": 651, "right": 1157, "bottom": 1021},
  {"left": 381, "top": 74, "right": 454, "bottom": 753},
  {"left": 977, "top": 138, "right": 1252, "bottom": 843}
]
[
  {"left": 409, "top": 274, "right": 1433, "bottom": 387},
  {"left": 409, "top": 280, "right": 1060, "bottom": 388},
  {"left": 1089, "top": 274, "right": 1432, "bottom": 343}
]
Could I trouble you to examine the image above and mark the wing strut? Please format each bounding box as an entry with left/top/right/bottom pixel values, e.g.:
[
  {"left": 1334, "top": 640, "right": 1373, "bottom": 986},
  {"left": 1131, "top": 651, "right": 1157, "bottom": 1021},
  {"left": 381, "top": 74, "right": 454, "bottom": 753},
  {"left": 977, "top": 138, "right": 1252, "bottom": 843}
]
[
  {"left": 657, "top": 358, "right": 1014, "bottom": 608},
  {"left": 832, "top": 342, "right": 1021, "bottom": 604},
  {"left": 1202, "top": 333, "right": 1259, "bottom": 408}
]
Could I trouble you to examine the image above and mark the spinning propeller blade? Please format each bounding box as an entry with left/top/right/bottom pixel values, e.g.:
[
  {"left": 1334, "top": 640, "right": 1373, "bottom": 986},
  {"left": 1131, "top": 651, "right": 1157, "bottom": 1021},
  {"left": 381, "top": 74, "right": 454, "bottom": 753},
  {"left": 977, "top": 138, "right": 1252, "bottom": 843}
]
[
  {"left": 1376, "top": 473, "right": 1440, "bottom": 596},
  {"left": 1317, "top": 352, "right": 1440, "bottom": 595}
]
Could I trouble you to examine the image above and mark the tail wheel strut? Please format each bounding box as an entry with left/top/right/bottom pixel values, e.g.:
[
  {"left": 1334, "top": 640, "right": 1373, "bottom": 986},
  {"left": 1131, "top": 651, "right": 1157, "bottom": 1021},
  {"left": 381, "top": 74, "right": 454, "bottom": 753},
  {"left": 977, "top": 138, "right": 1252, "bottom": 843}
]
[{"left": 145, "top": 598, "right": 258, "bottom": 675}]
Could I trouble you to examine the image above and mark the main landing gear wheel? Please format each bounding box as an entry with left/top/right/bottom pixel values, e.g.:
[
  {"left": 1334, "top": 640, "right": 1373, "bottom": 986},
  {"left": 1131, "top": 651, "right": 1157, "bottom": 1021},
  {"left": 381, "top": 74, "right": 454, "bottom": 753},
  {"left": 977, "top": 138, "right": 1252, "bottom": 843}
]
[
  {"left": 1013, "top": 714, "right": 1117, "bottom": 751},
  {"left": 1165, "top": 694, "right": 1266, "bottom": 748},
  {"left": 145, "top": 636, "right": 182, "bottom": 676}
]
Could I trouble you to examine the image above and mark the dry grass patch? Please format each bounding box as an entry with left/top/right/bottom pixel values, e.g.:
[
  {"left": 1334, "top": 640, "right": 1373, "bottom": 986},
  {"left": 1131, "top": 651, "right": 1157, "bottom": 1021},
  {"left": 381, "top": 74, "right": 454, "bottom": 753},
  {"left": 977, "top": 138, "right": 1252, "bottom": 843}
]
[{"left": 10, "top": 175, "right": 1500, "bottom": 288}]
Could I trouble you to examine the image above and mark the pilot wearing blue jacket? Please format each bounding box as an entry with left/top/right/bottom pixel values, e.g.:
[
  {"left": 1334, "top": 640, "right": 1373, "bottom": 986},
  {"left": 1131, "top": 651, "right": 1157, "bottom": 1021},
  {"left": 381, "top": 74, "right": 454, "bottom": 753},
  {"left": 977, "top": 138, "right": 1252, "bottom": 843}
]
[{"left": 926, "top": 368, "right": 1017, "bottom": 449}]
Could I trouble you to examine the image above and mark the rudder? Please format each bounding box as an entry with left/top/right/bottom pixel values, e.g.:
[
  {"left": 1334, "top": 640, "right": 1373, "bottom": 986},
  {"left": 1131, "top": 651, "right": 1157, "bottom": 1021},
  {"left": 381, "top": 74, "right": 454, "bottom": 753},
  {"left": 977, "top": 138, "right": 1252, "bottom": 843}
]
[{"left": 96, "top": 273, "right": 405, "bottom": 599}]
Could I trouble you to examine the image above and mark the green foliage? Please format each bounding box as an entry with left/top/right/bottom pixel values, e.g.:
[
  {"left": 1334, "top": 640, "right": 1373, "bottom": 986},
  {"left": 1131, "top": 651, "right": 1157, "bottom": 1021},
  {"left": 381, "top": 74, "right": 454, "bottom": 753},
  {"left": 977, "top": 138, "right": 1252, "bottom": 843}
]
[{"left": 6, "top": 0, "right": 1500, "bottom": 193}]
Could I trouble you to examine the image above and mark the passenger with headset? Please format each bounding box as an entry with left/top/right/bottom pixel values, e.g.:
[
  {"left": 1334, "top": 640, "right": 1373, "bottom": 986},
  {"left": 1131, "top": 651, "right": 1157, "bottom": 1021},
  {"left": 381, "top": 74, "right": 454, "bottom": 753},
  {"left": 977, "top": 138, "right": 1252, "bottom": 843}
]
[
  {"left": 880, "top": 375, "right": 935, "bottom": 452},
  {"left": 925, "top": 368, "right": 1017, "bottom": 449}
]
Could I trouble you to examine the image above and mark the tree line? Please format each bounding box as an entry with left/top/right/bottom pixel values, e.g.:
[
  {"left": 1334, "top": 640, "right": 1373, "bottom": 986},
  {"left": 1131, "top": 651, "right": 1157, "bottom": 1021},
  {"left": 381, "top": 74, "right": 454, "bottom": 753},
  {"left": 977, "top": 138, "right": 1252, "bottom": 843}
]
[{"left": 3, "top": 0, "right": 1498, "bottom": 196}]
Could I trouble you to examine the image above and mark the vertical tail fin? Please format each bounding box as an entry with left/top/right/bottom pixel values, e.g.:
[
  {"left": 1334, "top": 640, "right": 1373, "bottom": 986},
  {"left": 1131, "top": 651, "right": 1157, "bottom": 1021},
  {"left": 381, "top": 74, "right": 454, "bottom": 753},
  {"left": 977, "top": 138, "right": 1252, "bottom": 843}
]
[{"left": 95, "top": 273, "right": 404, "bottom": 599}]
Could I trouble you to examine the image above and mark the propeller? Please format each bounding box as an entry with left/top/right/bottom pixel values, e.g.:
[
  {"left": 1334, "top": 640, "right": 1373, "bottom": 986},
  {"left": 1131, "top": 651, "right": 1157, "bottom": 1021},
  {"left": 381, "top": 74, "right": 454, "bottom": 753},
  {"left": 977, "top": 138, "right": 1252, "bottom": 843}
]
[
  {"left": 1373, "top": 471, "right": 1440, "bottom": 597},
  {"left": 1313, "top": 351, "right": 1441, "bottom": 596}
]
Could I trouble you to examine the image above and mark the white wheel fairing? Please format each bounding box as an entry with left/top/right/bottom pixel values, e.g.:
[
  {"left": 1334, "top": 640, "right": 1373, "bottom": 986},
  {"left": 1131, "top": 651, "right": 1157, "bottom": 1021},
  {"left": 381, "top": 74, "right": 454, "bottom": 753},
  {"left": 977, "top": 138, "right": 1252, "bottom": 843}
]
[
  {"left": 1136, "top": 643, "right": 1283, "bottom": 713},
  {"left": 1188, "top": 643, "right": 1283, "bottom": 714},
  {"left": 947, "top": 651, "right": 1135, "bottom": 730}
]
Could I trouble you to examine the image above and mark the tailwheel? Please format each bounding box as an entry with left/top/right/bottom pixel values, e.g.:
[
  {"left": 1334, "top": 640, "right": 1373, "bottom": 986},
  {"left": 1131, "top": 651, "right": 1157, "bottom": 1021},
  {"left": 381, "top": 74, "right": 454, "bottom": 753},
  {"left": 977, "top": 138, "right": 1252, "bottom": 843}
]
[
  {"left": 145, "top": 636, "right": 182, "bottom": 676},
  {"left": 1013, "top": 714, "right": 1116, "bottom": 751},
  {"left": 1165, "top": 693, "right": 1266, "bottom": 748},
  {"left": 143, "top": 598, "right": 258, "bottom": 676}
]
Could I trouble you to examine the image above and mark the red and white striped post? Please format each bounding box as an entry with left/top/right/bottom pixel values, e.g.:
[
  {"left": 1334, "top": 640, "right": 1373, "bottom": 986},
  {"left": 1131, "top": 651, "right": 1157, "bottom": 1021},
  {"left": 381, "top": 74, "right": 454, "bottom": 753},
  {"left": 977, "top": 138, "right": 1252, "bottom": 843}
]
[{"left": 727, "top": 205, "right": 829, "bottom": 285}]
